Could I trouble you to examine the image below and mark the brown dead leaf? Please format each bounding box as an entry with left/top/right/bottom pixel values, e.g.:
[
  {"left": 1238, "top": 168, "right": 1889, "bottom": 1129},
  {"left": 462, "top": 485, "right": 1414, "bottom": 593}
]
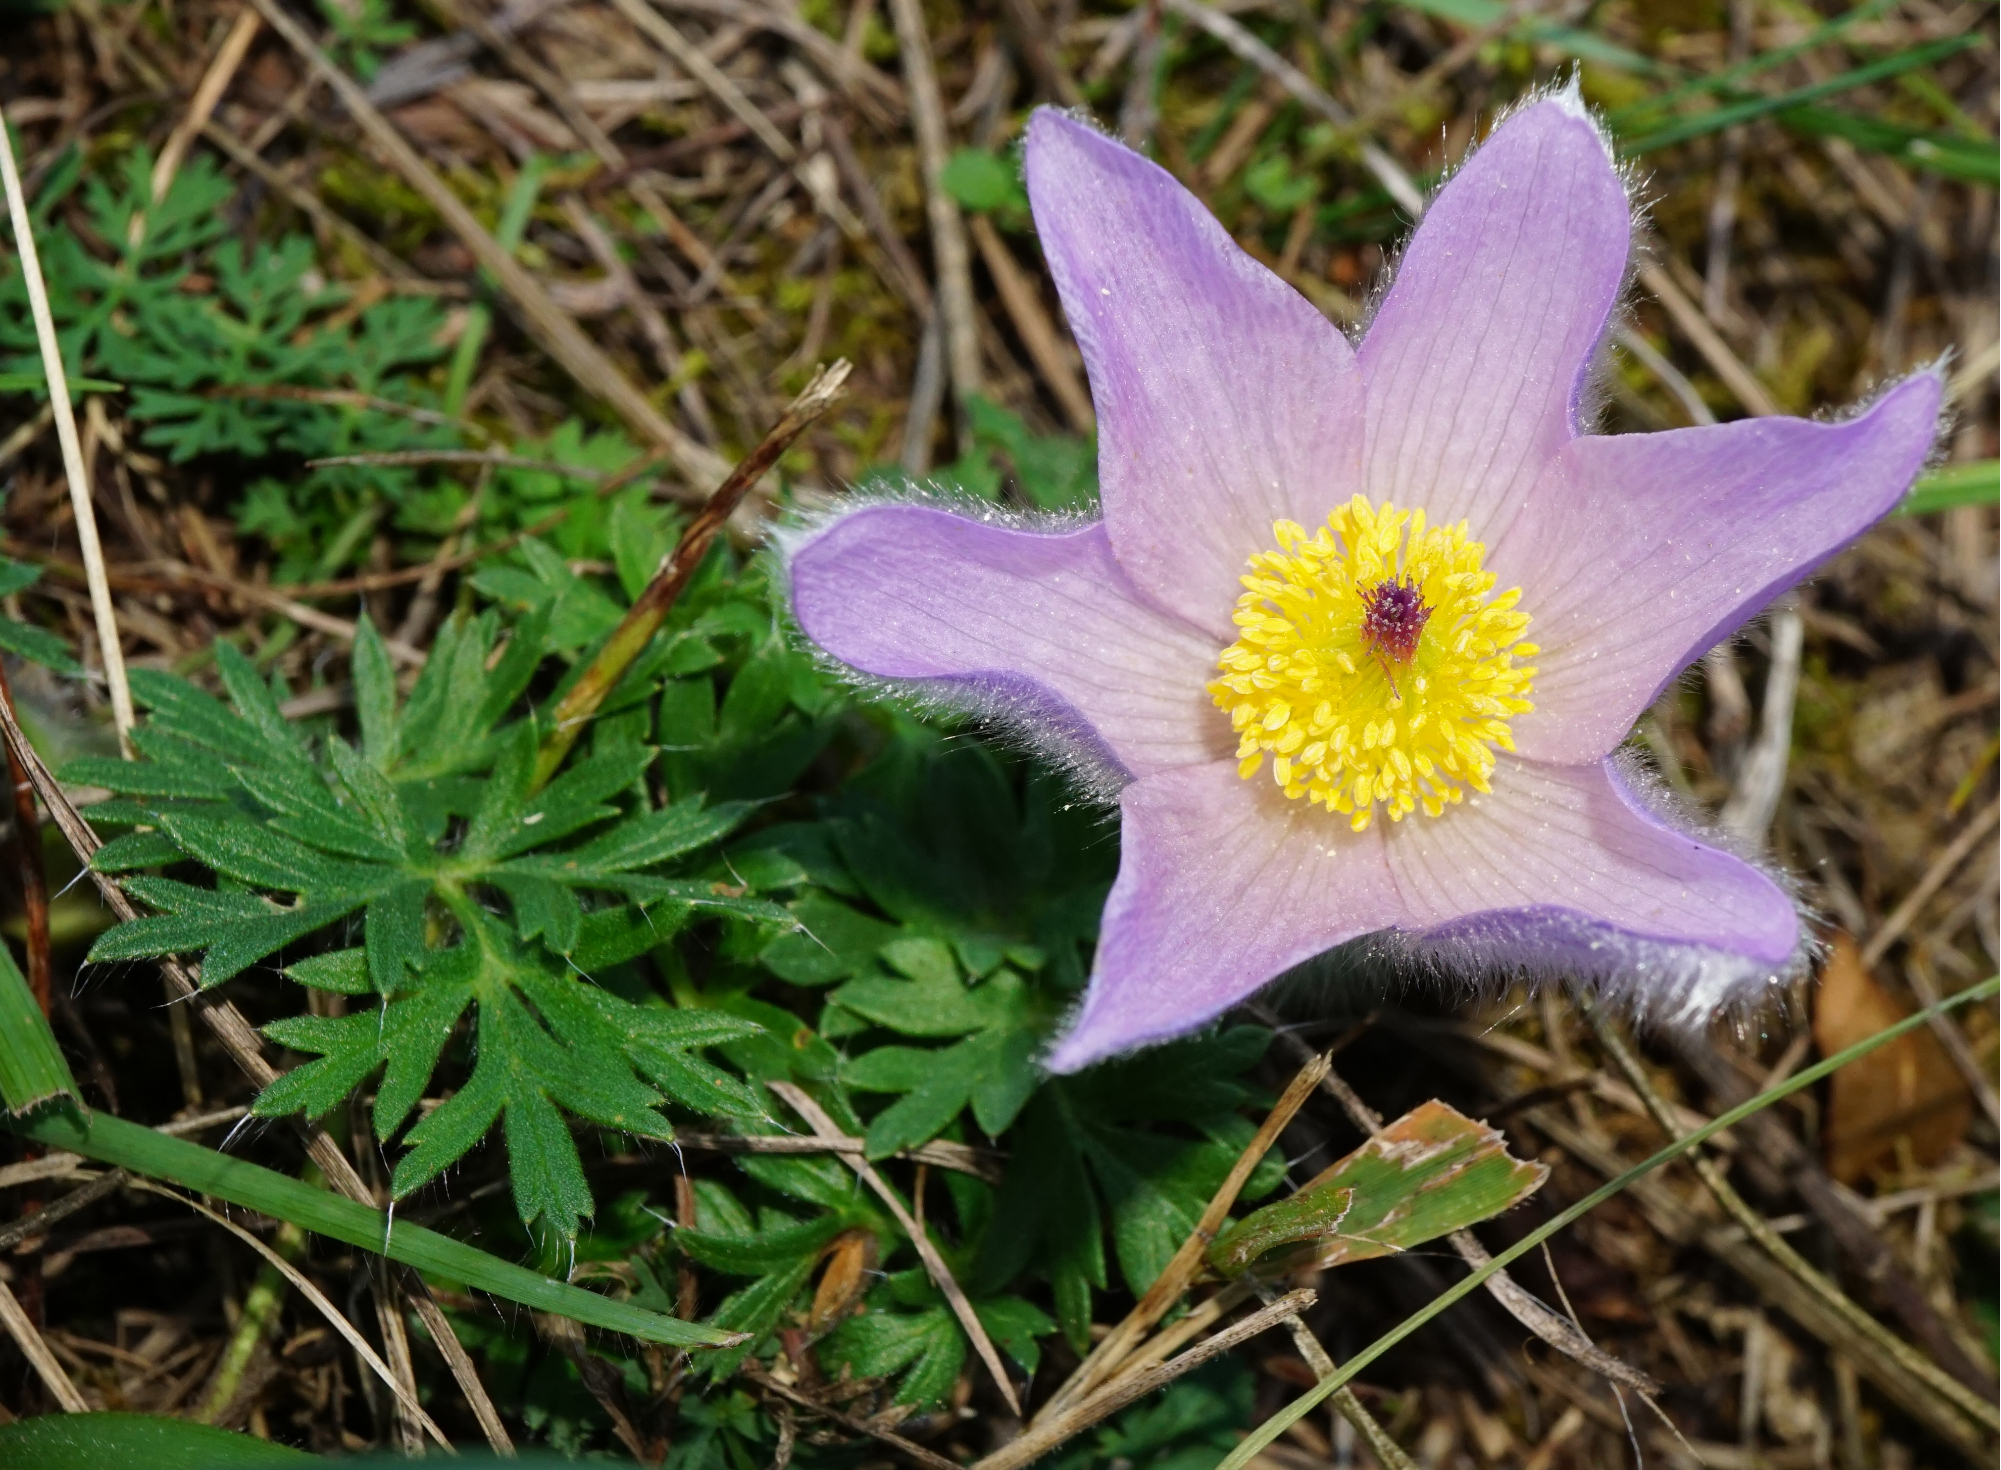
[
  {"left": 806, "top": 1229, "right": 877, "bottom": 1338},
  {"left": 1814, "top": 934, "right": 1971, "bottom": 1184}
]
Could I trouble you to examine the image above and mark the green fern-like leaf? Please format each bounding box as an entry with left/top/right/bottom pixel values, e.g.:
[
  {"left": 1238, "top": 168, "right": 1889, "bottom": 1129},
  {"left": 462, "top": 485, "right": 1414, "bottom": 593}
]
[{"left": 75, "top": 619, "right": 782, "bottom": 1240}]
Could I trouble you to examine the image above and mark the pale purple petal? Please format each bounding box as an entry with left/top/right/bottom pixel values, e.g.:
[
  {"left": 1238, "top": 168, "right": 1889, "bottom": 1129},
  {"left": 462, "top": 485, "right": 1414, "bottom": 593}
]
[
  {"left": 1358, "top": 95, "right": 1628, "bottom": 537},
  {"left": 1025, "top": 110, "right": 1366, "bottom": 640},
  {"left": 1496, "top": 372, "right": 1941, "bottom": 764},
  {"left": 1049, "top": 753, "right": 1798, "bottom": 1070},
  {"left": 1382, "top": 756, "right": 1799, "bottom": 1020},
  {"left": 787, "top": 504, "right": 1228, "bottom": 780},
  {"left": 1046, "top": 760, "right": 1403, "bottom": 1072}
]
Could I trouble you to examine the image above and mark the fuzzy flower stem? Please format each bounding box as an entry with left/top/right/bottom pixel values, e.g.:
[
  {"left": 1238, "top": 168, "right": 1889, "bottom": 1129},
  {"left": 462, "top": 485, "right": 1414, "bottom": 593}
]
[{"left": 530, "top": 360, "right": 851, "bottom": 793}]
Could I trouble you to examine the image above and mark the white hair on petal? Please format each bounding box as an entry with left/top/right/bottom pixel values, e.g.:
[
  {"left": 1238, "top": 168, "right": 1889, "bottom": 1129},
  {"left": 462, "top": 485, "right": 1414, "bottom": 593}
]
[
  {"left": 768, "top": 481, "right": 1130, "bottom": 808},
  {"left": 1349, "top": 71, "right": 1644, "bottom": 374},
  {"left": 1252, "top": 746, "right": 1815, "bottom": 1041}
]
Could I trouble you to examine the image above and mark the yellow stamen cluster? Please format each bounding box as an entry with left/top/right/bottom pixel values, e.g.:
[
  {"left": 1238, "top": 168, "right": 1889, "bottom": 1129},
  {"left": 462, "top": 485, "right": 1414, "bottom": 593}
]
[{"left": 1208, "top": 496, "right": 1538, "bottom": 832}]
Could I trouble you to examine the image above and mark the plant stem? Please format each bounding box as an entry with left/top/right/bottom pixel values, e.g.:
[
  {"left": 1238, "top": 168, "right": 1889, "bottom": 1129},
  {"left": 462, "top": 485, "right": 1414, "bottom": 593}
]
[
  {"left": 197, "top": 1219, "right": 305, "bottom": 1424},
  {"left": 528, "top": 359, "right": 850, "bottom": 792}
]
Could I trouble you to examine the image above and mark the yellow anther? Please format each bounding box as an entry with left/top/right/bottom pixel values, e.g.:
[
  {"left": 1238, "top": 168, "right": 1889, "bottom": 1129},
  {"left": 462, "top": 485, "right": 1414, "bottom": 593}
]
[{"left": 1207, "top": 498, "right": 1536, "bottom": 827}]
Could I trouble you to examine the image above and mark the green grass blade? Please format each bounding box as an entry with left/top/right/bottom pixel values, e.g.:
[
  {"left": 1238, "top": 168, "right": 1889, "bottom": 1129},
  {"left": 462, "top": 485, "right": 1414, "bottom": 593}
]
[
  {"left": 1605, "top": 0, "right": 1898, "bottom": 127},
  {"left": 443, "top": 154, "right": 548, "bottom": 417},
  {"left": 0, "top": 1412, "right": 314, "bottom": 1467},
  {"left": 1395, "top": 2, "right": 1669, "bottom": 76},
  {"left": 1900, "top": 460, "right": 1999, "bottom": 516},
  {"left": 7, "top": 1107, "right": 741, "bottom": 1348},
  {"left": 0, "top": 941, "right": 75, "bottom": 1116},
  {"left": 1778, "top": 106, "right": 1998, "bottom": 185},
  {"left": 1217, "top": 974, "right": 2000, "bottom": 1470},
  {"left": 1618, "top": 35, "right": 1978, "bottom": 155}
]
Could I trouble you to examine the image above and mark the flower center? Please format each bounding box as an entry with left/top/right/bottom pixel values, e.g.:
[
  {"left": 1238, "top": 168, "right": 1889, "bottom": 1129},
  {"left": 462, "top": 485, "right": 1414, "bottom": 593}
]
[{"left": 1207, "top": 495, "right": 1538, "bottom": 832}]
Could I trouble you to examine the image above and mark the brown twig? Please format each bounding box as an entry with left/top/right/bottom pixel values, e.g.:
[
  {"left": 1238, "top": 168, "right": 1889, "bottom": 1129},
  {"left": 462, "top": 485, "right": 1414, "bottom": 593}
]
[
  {"left": 769, "top": 1079, "right": 1023, "bottom": 1417},
  {"left": 0, "top": 663, "right": 50, "bottom": 1018},
  {"left": 529, "top": 359, "right": 849, "bottom": 791},
  {"left": 0, "top": 1170, "right": 126, "bottom": 1255}
]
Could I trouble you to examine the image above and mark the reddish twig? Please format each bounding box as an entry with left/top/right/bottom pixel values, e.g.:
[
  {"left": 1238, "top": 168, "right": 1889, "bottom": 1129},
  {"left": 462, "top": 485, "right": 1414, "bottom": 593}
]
[{"left": 528, "top": 360, "right": 850, "bottom": 791}]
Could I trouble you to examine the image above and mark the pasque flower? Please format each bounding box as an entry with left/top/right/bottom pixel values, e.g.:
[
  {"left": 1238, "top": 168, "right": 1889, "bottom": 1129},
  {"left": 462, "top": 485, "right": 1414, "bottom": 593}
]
[{"left": 785, "top": 92, "right": 1940, "bottom": 1072}]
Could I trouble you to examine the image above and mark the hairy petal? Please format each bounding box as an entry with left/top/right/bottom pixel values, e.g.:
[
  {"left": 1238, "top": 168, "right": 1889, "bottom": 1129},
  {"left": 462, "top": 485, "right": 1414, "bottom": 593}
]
[
  {"left": 1046, "top": 761, "right": 1401, "bottom": 1072},
  {"left": 1025, "top": 109, "right": 1365, "bottom": 640},
  {"left": 1358, "top": 95, "right": 1628, "bottom": 537},
  {"left": 1049, "top": 754, "right": 1796, "bottom": 1070},
  {"left": 1497, "top": 371, "right": 1941, "bottom": 763},
  {"left": 1382, "top": 755, "right": 1799, "bottom": 1019},
  {"left": 788, "top": 505, "right": 1228, "bottom": 780}
]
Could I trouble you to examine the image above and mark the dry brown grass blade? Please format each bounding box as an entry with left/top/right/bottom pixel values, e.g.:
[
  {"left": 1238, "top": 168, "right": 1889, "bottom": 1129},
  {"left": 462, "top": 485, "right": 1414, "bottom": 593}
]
[
  {"left": 1636, "top": 260, "right": 1782, "bottom": 417},
  {"left": 1901, "top": 960, "right": 2001, "bottom": 1132},
  {"left": 1582, "top": 1001, "right": 1999, "bottom": 1440},
  {"left": 531, "top": 359, "right": 850, "bottom": 789},
  {"left": 974, "top": 1289, "right": 1317, "bottom": 1470},
  {"left": 155, "top": 558, "right": 427, "bottom": 666},
  {"left": 131, "top": 1180, "right": 452, "bottom": 1448},
  {"left": 0, "top": 1273, "right": 89, "bottom": 1412},
  {"left": 0, "top": 109, "right": 133, "bottom": 755},
  {"left": 138, "top": 3, "right": 260, "bottom": 243},
  {"left": 768, "top": 1079, "right": 1024, "bottom": 1417},
  {"left": 244, "top": 0, "right": 731, "bottom": 495},
  {"left": 968, "top": 214, "right": 1093, "bottom": 434},
  {"left": 0, "top": 663, "right": 51, "bottom": 1017},
  {"left": 1529, "top": 1101, "right": 1994, "bottom": 1465},
  {"left": 602, "top": 0, "right": 861, "bottom": 238},
  {"left": 1862, "top": 797, "right": 2000, "bottom": 969},
  {"left": 885, "top": 0, "right": 982, "bottom": 402},
  {"left": 659, "top": 0, "right": 904, "bottom": 120},
  {"left": 1156, "top": 0, "right": 1423, "bottom": 218},
  {"left": 1039, "top": 1050, "right": 1330, "bottom": 1421}
]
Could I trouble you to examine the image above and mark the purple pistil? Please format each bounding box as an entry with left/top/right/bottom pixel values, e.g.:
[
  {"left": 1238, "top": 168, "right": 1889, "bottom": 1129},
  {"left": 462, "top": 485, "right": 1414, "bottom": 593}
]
[{"left": 1360, "top": 576, "right": 1432, "bottom": 670}]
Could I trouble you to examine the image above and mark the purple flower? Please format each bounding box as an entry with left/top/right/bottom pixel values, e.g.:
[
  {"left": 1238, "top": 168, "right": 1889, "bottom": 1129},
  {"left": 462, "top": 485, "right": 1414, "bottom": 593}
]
[{"left": 785, "top": 93, "right": 1941, "bottom": 1072}]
